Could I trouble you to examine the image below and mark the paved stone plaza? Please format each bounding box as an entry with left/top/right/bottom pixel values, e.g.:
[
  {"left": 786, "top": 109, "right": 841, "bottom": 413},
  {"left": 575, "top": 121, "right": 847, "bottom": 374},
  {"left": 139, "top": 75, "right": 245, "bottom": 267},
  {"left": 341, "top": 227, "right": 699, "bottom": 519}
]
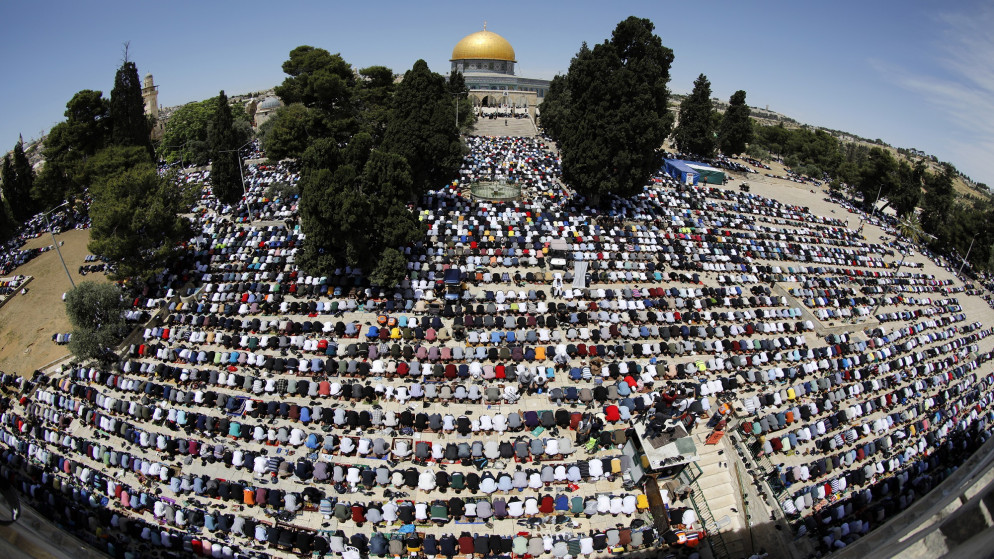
[{"left": 1, "top": 131, "right": 993, "bottom": 559}]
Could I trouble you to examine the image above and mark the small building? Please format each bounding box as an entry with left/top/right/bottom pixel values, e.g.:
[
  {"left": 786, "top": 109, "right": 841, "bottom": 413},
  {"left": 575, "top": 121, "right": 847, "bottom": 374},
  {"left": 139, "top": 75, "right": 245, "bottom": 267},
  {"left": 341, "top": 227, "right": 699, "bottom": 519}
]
[
  {"left": 664, "top": 159, "right": 726, "bottom": 186},
  {"left": 254, "top": 96, "right": 283, "bottom": 128},
  {"left": 624, "top": 420, "right": 699, "bottom": 484}
]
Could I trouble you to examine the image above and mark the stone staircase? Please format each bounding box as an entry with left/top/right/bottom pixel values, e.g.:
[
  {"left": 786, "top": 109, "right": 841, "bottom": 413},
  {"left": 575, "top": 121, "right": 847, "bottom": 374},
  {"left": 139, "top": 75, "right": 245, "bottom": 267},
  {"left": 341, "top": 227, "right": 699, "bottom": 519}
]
[
  {"left": 470, "top": 116, "right": 537, "bottom": 137},
  {"left": 692, "top": 430, "right": 750, "bottom": 558}
]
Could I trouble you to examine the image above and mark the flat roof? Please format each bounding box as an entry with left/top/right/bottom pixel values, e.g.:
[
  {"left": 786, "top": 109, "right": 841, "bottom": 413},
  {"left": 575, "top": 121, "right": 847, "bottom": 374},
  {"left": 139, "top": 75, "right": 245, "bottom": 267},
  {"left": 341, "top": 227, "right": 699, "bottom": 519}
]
[{"left": 633, "top": 421, "right": 698, "bottom": 470}]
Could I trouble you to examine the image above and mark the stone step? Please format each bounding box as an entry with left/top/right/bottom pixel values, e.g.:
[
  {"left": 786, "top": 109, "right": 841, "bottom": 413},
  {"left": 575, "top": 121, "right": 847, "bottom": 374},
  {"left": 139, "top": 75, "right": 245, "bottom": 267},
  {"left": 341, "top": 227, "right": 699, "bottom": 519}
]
[
  {"left": 697, "top": 473, "right": 734, "bottom": 491},
  {"left": 698, "top": 462, "right": 731, "bottom": 477},
  {"left": 706, "top": 493, "right": 738, "bottom": 511},
  {"left": 698, "top": 482, "right": 735, "bottom": 497},
  {"left": 724, "top": 537, "right": 749, "bottom": 557},
  {"left": 696, "top": 452, "right": 725, "bottom": 467}
]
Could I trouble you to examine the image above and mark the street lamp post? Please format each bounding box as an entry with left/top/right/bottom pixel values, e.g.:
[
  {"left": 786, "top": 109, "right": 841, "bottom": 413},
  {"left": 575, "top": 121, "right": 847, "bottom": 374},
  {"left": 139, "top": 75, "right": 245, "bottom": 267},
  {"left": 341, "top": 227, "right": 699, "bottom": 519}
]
[
  {"left": 870, "top": 218, "right": 931, "bottom": 319},
  {"left": 958, "top": 236, "right": 976, "bottom": 278},
  {"left": 219, "top": 141, "right": 256, "bottom": 220},
  {"left": 156, "top": 142, "right": 189, "bottom": 168},
  {"left": 856, "top": 185, "right": 883, "bottom": 233},
  {"left": 452, "top": 93, "right": 463, "bottom": 131},
  {"left": 42, "top": 202, "right": 75, "bottom": 289}
]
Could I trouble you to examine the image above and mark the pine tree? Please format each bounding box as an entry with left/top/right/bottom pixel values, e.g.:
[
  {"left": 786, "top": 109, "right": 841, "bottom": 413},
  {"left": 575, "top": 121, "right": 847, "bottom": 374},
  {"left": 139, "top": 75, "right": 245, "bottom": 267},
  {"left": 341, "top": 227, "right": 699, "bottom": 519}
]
[
  {"left": 88, "top": 154, "right": 191, "bottom": 281},
  {"left": 673, "top": 74, "right": 716, "bottom": 157},
  {"left": 209, "top": 91, "right": 243, "bottom": 206},
  {"left": 717, "top": 90, "right": 753, "bottom": 156},
  {"left": 110, "top": 58, "right": 151, "bottom": 153},
  {"left": 921, "top": 164, "right": 955, "bottom": 232}
]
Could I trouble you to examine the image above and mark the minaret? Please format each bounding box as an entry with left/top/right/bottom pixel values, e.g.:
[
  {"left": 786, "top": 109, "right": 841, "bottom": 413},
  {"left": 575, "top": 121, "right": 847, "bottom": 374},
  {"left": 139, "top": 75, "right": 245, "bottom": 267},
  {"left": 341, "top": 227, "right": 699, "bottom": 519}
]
[{"left": 142, "top": 74, "right": 159, "bottom": 119}]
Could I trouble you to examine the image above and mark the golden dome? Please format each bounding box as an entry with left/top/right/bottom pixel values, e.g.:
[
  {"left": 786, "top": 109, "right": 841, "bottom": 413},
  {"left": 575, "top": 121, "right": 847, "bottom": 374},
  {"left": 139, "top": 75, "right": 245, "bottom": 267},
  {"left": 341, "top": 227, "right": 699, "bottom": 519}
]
[{"left": 451, "top": 29, "right": 516, "bottom": 62}]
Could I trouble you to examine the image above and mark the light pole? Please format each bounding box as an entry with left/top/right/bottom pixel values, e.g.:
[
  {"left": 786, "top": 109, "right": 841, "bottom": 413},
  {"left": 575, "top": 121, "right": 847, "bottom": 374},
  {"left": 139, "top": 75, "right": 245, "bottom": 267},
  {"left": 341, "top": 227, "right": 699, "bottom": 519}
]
[
  {"left": 157, "top": 142, "right": 189, "bottom": 168},
  {"left": 870, "top": 219, "right": 931, "bottom": 319},
  {"left": 452, "top": 93, "right": 463, "bottom": 132},
  {"left": 219, "top": 141, "right": 256, "bottom": 220},
  {"left": 856, "top": 185, "right": 883, "bottom": 232},
  {"left": 42, "top": 202, "right": 75, "bottom": 289},
  {"left": 958, "top": 236, "right": 976, "bottom": 277}
]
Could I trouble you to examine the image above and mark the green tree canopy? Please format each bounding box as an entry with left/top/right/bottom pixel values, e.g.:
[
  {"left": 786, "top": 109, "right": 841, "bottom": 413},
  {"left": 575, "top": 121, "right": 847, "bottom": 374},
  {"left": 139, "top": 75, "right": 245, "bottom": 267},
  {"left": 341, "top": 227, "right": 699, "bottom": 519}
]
[
  {"left": 673, "top": 74, "right": 717, "bottom": 157},
  {"left": 88, "top": 148, "right": 191, "bottom": 280},
  {"left": 717, "top": 90, "right": 753, "bottom": 156},
  {"left": 381, "top": 59, "right": 463, "bottom": 197},
  {"left": 63, "top": 89, "right": 112, "bottom": 157},
  {"left": 543, "top": 17, "right": 674, "bottom": 203},
  {"left": 159, "top": 95, "right": 251, "bottom": 166},
  {"left": 6, "top": 140, "right": 36, "bottom": 222},
  {"left": 537, "top": 75, "right": 570, "bottom": 141},
  {"left": 369, "top": 247, "right": 408, "bottom": 290},
  {"left": 273, "top": 46, "right": 443, "bottom": 289},
  {"left": 920, "top": 163, "right": 955, "bottom": 233},
  {"left": 110, "top": 60, "right": 151, "bottom": 153},
  {"left": 855, "top": 147, "right": 899, "bottom": 211},
  {"left": 297, "top": 145, "right": 422, "bottom": 284},
  {"left": 209, "top": 91, "right": 244, "bottom": 206},
  {"left": 0, "top": 154, "right": 13, "bottom": 234},
  {"left": 297, "top": 162, "right": 369, "bottom": 273},
  {"left": 85, "top": 144, "right": 153, "bottom": 185},
  {"left": 33, "top": 90, "right": 112, "bottom": 209},
  {"left": 889, "top": 159, "right": 925, "bottom": 217},
  {"left": 447, "top": 71, "right": 475, "bottom": 131},
  {"left": 355, "top": 65, "right": 397, "bottom": 141},
  {"left": 258, "top": 103, "right": 317, "bottom": 161},
  {"left": 275, "top": 46, "right": 356, "bottom": 122},
  {"left": 752, "top": 125, "right": 842, "bottom": 178},
  {"left": 64, "top": 281, "right": 127, "bottom": 362}
]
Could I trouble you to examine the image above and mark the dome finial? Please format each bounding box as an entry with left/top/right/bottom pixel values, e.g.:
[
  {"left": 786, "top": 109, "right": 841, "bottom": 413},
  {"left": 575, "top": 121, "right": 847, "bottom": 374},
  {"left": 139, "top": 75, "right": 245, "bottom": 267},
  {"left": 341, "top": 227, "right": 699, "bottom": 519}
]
[{"left": 483, "top": 20, "right": 487, "bottom": 31}]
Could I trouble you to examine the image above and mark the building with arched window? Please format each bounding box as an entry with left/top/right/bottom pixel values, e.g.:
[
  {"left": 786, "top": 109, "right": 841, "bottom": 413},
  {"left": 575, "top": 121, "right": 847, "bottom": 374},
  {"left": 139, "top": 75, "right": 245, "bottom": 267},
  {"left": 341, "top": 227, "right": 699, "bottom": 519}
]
[{"left": 450, "top": 25, "right": 550, "bottom": 116}]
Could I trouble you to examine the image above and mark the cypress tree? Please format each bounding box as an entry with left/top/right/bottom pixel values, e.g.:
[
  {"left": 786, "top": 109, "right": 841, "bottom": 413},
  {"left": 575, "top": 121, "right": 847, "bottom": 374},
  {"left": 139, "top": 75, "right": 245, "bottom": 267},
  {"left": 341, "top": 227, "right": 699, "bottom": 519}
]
[
  {"left": 0, "top": 155, "right": 12, "bottom": 210},
  {"left": 717, "top": 90, "right": 753, "bottom": 156},
  {"left": 673, "top": 74, "right": 717, "bottom": 157},
  {"left": 9, "top": 140, "right": 35, "bottom": 222},
  {"left": 1, "top": 153, "right": 14, "bottom": 232},
  {"left": 543, "top": 17, "right": 674, "bottom": 204},
  {"left": 110, "top": 59, "right": 152, "bottom": 153},
  {"left": 209, "top": 91, "right": 243, "bottom": 206},
  {"left": 381, "top": 59, "right": 462, "bottom": 198}
]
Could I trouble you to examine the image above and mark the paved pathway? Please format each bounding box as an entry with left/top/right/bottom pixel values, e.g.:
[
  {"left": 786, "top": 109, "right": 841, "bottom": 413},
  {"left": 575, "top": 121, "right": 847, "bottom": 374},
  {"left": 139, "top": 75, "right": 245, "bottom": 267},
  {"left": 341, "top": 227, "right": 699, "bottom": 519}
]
[{"left": 470, "top": 117, "right": 537, "bottom": 137}]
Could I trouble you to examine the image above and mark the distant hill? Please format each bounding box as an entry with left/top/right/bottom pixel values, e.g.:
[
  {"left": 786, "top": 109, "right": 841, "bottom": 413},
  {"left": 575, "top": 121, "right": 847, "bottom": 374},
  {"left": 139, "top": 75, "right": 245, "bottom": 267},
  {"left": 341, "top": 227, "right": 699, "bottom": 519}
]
[{"left": 677, "top": 93, "right": 990, "bottom": 201}]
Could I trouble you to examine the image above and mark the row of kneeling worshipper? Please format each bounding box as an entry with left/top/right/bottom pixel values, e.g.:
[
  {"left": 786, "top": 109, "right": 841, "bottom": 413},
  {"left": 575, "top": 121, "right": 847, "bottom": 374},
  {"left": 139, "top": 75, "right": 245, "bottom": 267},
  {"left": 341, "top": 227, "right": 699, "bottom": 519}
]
[
  {"left": 786, "top": 426, "right": 993, "bottom": 552},
  {"left": 11, "top": 411, "right": 636, "bottom": 486},
  {"left": 0, "top": 438, "right": 671, "bottom": 557},
  {"left": 37, "top": 375, "right": 649, "bottom": 443}
]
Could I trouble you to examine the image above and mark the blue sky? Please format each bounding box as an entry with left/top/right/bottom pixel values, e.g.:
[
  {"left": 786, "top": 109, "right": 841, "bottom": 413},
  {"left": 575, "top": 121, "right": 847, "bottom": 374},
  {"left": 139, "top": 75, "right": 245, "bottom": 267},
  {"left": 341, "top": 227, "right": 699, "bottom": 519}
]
[{"left": 2, "top": 0, "right": 993, "bottom": 186}]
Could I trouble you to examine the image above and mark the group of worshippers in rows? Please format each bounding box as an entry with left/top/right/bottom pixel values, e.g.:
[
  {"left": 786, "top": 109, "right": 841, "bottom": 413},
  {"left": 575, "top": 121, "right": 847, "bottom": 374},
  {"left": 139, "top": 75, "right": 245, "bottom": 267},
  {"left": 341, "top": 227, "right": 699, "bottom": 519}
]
[{"left": 0, "top": 132, "right": 987, "bottom": 559}]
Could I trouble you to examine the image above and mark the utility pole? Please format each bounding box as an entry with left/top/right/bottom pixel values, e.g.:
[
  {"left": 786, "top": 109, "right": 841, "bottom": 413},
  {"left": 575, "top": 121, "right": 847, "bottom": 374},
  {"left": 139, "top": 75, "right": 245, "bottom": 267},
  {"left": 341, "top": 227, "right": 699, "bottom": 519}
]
[
  {"left": 220, "top": 141, "right": 256, "bottom": 221},
  {"left": 959, "top": 236, "right": 976, "bottom": 277},
  {"left": 856, "top": 185, "right": 883, "bottom": 232},
  {"left": 43, "top": 202, "right": 75, "bottom": 289}
]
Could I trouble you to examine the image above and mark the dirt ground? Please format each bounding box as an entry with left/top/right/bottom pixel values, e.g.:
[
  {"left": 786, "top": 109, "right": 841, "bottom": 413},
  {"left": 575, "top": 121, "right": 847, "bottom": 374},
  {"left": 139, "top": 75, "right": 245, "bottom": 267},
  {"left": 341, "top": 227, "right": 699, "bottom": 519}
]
[{"left": 0, "top": 228, "right": 109, "bottom": 377}]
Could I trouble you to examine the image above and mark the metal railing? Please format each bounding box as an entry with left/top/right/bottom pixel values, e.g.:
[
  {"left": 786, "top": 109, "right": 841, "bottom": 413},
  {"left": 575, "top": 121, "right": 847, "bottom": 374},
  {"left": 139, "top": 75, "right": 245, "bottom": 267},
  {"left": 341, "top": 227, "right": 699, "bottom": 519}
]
[{"left": 679, "top": 462, "right": 731, "bottom": 559}]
